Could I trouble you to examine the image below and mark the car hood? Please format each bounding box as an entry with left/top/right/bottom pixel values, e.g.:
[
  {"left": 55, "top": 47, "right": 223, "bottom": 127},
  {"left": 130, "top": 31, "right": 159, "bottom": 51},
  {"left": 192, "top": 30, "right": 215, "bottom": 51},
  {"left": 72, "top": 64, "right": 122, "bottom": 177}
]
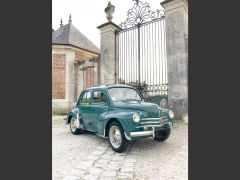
[{"left": 112, "top": 101, "right": 160, "bottom": 118}]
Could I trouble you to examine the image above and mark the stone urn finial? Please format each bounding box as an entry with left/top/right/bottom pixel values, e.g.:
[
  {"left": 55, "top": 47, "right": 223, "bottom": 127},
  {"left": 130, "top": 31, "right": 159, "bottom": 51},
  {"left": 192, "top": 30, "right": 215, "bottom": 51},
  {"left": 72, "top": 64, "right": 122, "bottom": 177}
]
[{"left": 105, "top": 1, "right": 115, "bottom": 22}]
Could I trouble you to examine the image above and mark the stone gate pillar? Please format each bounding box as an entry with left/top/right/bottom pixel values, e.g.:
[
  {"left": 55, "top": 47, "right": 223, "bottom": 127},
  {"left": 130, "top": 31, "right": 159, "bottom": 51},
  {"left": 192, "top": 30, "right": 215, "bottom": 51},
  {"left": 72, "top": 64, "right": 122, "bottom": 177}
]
[
  {"left": 161, "top": 0, "right": 188, "bottom": 121},
  {"left": 97, "top": 2, "right": 120, "bottom": 85}
]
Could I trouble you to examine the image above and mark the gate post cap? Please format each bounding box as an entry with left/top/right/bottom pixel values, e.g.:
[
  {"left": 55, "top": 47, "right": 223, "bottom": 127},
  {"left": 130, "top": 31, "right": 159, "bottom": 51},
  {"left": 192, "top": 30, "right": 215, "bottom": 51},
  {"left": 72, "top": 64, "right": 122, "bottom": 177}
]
[
  {"left": 97, "top": 21, "right": 120, "bottom": 31},
  {"left": 161, "top": 0, "right": 188, "bottom": 12}
]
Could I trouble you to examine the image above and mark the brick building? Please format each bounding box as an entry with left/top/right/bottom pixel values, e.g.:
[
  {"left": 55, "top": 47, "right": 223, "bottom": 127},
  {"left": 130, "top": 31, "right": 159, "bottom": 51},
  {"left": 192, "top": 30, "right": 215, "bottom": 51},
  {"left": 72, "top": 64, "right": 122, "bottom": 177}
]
[{"left": 52, "top": 16, "right": 100, "bottom": 114}]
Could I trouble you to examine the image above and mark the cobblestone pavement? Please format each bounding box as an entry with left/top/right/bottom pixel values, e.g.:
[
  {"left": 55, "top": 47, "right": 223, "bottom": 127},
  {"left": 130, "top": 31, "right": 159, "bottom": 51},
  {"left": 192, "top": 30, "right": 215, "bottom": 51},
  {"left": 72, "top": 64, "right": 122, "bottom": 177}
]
[{"left": 52, "top": 116, "right": 188, "bottom": 180}]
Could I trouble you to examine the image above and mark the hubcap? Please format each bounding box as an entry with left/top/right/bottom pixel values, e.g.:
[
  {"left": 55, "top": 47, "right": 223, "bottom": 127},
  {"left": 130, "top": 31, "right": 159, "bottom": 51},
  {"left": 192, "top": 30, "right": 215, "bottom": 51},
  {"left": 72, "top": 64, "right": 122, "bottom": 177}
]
[
  {"left": 109, "top": 126, "right": 122, "bottom": 149},
  {"left": 70, "top": 117, "right": 78, "bottom": 132}
]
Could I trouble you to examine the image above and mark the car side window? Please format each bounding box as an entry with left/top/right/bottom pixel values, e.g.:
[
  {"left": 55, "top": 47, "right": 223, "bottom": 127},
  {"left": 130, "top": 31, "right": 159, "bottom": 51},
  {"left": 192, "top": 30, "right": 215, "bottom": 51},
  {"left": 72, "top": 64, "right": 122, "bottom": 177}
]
[
  {"left": 92, "top": 91, "right": 107, "bottom": 104},
  {"left": 80, "top": 91, "right": 91, "bottom": 104}
]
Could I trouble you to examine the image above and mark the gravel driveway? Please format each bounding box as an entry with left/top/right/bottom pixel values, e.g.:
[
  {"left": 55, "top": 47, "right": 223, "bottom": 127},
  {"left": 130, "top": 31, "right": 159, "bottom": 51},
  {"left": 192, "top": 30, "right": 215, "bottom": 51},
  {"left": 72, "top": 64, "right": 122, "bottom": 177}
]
[{"left": 52, "top": 116, "right": 188, "bottom": 180}]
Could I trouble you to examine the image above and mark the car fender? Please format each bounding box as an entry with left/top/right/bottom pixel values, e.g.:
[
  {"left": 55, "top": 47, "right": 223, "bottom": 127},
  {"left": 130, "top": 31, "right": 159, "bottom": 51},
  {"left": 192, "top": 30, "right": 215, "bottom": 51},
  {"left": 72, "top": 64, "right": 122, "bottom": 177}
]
[
  {"left": 102, "top": 109, "right": 143, "bottom": 137},
  {"left": 66, "top": 108, "right": 79, "bottom": 124}
]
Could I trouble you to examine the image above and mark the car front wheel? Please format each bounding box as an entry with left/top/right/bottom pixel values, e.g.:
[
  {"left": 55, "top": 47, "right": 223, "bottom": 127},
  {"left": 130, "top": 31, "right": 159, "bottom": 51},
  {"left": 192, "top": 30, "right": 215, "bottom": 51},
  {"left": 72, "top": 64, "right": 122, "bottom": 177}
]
[
  {"left": 70, "top": 116, "right": 83, "bottom": 135},
  {"left": 154, "top": 129, "right": 171, "bottom": 142},
  {"left": 108, "top": 121, "right": 129, "bottom": 153}
]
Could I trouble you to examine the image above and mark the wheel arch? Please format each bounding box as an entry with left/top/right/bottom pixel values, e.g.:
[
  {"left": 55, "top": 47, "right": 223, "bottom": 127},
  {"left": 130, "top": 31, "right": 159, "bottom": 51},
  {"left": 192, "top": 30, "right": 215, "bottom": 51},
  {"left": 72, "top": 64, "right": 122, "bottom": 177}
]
[
  {"left": 105, "top": 118, "right": 122, "bottom": 137},
  {"left": 67, "top": 115, "right": 73, "bottom": 124},
  {"left": 66, "top": 112, "right": 77, "bottom": 124}
]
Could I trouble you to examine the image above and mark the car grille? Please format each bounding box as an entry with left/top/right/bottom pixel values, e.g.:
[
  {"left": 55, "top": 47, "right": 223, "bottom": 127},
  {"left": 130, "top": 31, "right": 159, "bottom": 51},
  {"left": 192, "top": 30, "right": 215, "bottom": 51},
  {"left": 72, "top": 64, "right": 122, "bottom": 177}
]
[{"left": 139, "top": 116, "right": 168, "bottom": 127}]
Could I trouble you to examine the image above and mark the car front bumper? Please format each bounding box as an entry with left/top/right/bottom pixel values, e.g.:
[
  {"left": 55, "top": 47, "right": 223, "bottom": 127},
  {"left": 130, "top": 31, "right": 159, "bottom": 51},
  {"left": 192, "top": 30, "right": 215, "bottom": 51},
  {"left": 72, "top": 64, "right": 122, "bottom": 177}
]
[{"left": 129, "top": 121, "right": 172, "bottom": 138}]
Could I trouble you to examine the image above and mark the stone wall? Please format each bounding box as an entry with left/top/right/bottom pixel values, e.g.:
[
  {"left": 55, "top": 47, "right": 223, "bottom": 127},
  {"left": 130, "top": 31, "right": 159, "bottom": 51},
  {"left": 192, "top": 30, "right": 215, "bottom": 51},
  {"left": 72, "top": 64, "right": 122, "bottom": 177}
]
[{"left": 161, "top": 0, "right": 188, "bottom": 120}]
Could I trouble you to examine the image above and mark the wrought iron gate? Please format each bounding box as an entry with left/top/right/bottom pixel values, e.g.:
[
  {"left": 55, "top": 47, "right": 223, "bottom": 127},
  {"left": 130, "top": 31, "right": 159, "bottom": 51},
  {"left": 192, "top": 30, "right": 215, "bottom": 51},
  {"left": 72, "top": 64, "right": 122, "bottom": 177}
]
[{"left": 116, "top": 0, "right": 168, "bottom": 107}]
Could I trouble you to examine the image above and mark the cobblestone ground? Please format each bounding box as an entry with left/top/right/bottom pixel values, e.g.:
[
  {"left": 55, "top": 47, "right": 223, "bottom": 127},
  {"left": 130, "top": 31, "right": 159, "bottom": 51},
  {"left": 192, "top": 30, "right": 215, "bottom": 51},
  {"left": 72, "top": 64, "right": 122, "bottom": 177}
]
[{"left": 52, "top": 116, "right": 188, "bottom": 180}]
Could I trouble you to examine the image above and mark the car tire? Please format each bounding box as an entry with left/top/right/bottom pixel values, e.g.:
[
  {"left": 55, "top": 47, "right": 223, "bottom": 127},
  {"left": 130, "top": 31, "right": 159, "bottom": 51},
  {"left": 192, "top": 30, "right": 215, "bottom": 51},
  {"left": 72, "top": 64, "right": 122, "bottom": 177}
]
[
  {"left": 70, "top": 116, "right": 83, "bottom": 135},
  {"left": 108, "top": 121, "right": 129, "bottom": 153},
  {"left": 154, "top": 128, "right": 171, "bottom": 142}
]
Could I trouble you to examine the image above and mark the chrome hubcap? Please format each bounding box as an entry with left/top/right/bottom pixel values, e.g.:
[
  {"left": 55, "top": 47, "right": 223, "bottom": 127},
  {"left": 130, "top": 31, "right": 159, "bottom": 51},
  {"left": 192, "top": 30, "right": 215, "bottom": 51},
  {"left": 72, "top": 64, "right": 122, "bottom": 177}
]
[
  {"left": 109, "top": 126, "right": 122, "bottom": 148},
  {"left": 70, "top": 117, "right": 78, "bottom": 132}
]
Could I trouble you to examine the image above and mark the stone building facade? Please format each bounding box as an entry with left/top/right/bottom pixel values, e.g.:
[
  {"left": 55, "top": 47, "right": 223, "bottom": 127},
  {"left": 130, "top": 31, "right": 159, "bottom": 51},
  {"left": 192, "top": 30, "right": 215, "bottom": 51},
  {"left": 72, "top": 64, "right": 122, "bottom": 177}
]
[{"left": 52, "top": 17, "right": 100, "bottom": 114}]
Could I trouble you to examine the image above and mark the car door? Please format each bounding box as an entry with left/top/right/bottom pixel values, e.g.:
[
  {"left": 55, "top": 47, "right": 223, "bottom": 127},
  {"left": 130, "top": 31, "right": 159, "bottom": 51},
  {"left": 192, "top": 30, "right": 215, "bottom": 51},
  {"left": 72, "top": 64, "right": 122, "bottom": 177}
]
[
  {"left": 89, "top": 90, "right": 109, "bottom": 134},
  {"left": 77, "top": 90, "right": 91, "bottom": 129}
]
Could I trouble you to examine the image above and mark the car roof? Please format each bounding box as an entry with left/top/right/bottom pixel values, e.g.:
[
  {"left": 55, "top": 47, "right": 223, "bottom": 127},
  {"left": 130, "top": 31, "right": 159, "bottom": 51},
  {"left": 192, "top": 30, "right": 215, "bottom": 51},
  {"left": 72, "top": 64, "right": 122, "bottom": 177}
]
[{"left": 84, "top": 84, "right": 135, "bottom": 91}]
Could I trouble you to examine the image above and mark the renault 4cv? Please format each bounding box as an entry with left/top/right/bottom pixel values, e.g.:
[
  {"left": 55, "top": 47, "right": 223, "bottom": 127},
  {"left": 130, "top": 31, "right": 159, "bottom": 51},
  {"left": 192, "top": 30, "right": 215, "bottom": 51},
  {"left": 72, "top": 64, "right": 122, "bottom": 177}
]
[{"left": 66, "top": 84, "right": 174, "bottom": 153}]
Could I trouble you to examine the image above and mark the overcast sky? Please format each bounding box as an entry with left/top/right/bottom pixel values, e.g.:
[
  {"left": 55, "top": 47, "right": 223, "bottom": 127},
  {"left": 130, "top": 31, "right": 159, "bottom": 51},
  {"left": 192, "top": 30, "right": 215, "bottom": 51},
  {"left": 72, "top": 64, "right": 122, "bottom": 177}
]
[{"left": 52, "top": 0, "right": 164, "bottom": 48}]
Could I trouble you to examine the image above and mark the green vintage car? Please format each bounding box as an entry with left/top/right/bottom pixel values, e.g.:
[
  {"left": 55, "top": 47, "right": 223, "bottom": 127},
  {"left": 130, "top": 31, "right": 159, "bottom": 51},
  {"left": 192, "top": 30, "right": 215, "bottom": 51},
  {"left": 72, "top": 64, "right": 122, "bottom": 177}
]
[{"left": 66, "top": 84, "right": 174, "bottom": 152}]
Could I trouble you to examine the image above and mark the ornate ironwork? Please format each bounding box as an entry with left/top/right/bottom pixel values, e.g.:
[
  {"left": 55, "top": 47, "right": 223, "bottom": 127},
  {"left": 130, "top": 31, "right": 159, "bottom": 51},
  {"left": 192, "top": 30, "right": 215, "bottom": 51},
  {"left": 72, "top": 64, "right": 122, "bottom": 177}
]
[
  {"left": 117, "top": 0, "right": 168, "bottom": 105},
  {"left": 119, "top": 0, "right": 165, "bottom": 29}
]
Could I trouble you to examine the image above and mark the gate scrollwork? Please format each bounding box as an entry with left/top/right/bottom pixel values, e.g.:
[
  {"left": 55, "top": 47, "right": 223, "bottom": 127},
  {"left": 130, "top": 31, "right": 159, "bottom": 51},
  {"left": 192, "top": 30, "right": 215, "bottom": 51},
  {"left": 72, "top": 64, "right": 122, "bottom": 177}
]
[{"left": 119, "top": 0, "right": 165, "bottom": 29}]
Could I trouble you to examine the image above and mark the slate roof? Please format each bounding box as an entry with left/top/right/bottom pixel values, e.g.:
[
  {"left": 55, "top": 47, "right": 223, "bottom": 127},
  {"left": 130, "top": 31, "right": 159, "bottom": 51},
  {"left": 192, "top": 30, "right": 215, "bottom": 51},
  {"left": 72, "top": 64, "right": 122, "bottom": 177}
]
[{"left": 52, "top": 22, "right": 100, "bottom": 54}]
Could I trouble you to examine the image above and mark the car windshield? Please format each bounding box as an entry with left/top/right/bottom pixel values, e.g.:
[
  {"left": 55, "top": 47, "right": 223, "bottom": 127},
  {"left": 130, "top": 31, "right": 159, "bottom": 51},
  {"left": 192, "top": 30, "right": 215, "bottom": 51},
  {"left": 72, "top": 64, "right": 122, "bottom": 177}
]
[{"left": 108, "top": 87, "right": 142, "bottom": 102}]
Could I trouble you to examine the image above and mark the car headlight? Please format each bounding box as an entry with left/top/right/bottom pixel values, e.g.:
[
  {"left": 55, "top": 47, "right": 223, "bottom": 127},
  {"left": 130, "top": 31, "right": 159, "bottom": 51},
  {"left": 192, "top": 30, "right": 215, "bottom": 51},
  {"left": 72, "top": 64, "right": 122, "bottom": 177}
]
[
  {"left": 132, "top": 113, "right": 141, "bottom": 123},
  {"left": 169, "top": 110, "right": 174, "bottom": 119}
]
